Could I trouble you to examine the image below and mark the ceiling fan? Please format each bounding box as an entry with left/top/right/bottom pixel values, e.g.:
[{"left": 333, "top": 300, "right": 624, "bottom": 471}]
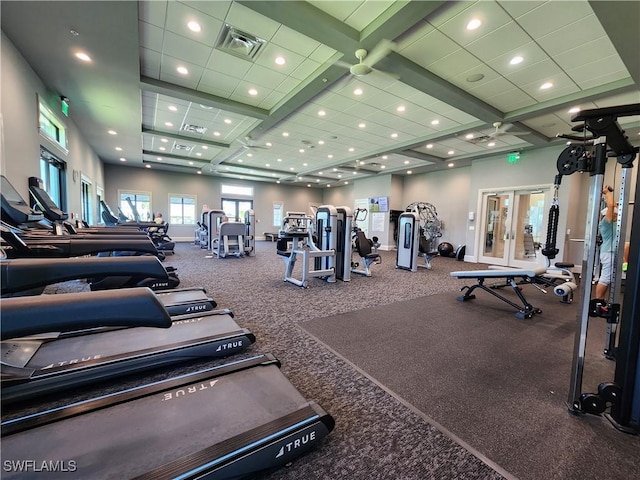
[
  {"left": 337, "top": 39, "right": 397, "bottom": 79},
  {"left": 490, "top": 122, "right": 531, "bottom": 138},
  {"left": 238, "top": 136, "right": 270, "bottom": 150}
]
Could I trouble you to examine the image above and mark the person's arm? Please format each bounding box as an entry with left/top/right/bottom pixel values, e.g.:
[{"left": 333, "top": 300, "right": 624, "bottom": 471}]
[{"left": 602, "top": 186, "right": 615, "bottom": 222}]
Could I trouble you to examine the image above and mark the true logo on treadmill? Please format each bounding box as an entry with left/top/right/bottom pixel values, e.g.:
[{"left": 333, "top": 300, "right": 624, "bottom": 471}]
[
  {"left": 184, "top": 304, "right": 208, "bottom": 313},
  {"left": 215, "top": 341, "right": 243, "bottom": 352},
  {"left": 41, "top": 355, "right": 103, "bottom": 369},
  {"left": 151, "top": 282, "right": 170, "bottom": 288},
  {"left": 275, "top": 430, "right": 317, "bottom": 458},
  {"left": 161, "top": 379, "right": 219, "bottom": 401}
]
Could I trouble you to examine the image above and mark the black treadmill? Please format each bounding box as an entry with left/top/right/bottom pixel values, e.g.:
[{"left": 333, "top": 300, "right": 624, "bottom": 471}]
[
  {"left": 1, "top": 288, "right": 254, "bottom": 404},
  {"left": 1, "top": 354, "right": 335, "bottom": 480}
]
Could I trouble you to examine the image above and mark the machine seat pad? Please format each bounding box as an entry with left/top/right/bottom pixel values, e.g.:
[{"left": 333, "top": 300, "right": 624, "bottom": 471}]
[{"left": 1, "top": 288, "right": 171, "bottom": 340}]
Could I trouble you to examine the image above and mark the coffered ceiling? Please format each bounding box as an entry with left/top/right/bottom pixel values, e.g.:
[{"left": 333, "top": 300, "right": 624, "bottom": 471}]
[{"left": 2, "top": 1, "right": 639, "bottom": 187}]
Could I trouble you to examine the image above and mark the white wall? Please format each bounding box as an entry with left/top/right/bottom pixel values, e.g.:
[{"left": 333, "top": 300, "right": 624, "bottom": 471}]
[
  {"left": 104, "top": 164, "right": 324, "bottom": 240},
  {"left": 0, "top": 31, "right": 104, "bottom": 217}
]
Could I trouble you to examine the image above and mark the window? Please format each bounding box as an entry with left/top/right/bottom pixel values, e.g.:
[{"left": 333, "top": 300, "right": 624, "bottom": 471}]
[
  {"left": 81, "top": 177, "right": 92, "bottom": 224},
  {"left": 222, "top": 198, "right": 253, "bottom": 222},
  {"left": 221, "top": 184, "right": 253, "bottom": 196},
  {"left": 39, "top": 147, "right": 67, "bottom": 210},
  {"left": 96, "top": 187, "right": 104, "bottom": 224},
  {"left": 169, "top": 194, "right": 196, "bottom": 225},
  {"left": 119, "top": 191, "right": 151, "bottom": 222},
  {"left": 273, "top": 201, "right": 283, "bottom": 227},
  {"left": 39, "top": 98, "right": 67, "bottom": 151}
]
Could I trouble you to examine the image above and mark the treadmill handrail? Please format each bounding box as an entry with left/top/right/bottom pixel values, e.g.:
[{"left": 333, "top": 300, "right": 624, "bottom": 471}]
[
  {"left": 1, "top": 288, "right": 171, "bottom": 340},
  {"left": 1, "top": 256, "right": 168, "bottom": 294}
]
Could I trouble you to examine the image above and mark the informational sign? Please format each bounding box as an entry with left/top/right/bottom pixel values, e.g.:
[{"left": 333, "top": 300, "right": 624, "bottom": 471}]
[
  {"left": 372, "top": 212, "right": 385, "bottom": 231},
  {"left": 369, "top": 196, "right": 389, "bottom": 212}
]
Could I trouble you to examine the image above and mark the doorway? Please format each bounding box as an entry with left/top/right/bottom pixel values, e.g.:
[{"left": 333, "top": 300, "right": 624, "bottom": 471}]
[
  {"left": 478, "top": 186, "right": 550, "bottom": 268},
  {"left": 222, "top": 198, "right": 253, "bottom": 222}
]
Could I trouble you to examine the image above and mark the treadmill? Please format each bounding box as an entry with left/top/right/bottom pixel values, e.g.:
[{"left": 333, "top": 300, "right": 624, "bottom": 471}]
[
  {"left": 1, "top": 288, "right": 255, "bottom": 404},
  {"left": 2, "top": 354, "right": 335, "bottom": 479}
]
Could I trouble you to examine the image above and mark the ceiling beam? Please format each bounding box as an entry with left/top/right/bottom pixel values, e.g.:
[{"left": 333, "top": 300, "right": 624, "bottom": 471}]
[
  {"left": 140, "top": 76, "right": 269, "bottom": 120},
  {"left": 141, "top": 128, "right": 230, "bottom": 149}
]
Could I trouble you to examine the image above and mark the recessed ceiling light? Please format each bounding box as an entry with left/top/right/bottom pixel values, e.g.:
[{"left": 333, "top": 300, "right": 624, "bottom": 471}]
[
  {"left": 328, "top": 155, "right": 333, "bottom": 159},
  {"left": 74, "top": 52, "right": 91, "bottom": 62},
  {"left": 159, "top": 147, "right": 166, "bottom": 151},
  {"left": 318, "top": 110, "right": 326, "bottom": 116},
  {"left": 146, "top": 164, "right": 151, "bottom": 168},
  {"left": 382, "top": 155, "right": 388, "bottom": 160},
  {"left": 266, "top": 142, "right": 272, "bottom": 147},
  {"left": 177, "top": 66, "right": 189, "bottom": 75},
  {"left": 119, "top": 157, "right": 126, "bottom": 162},
  {"left": 488, "top": 142, "right": 496, "bottom": 147},
  {"left": 338, "top": 174, "right": 342, "bottom": 178},
  {"left": 431, "top": 119, "right": 439, "bottom": 126},
  {"left": 187, "top": 21, "right": 201, "bottom": 32},
  {"left": 467, "top": 18, "right": 482, "bottom": 30},
  {"left": 277, "top": 180, "right": 281, "bottom": 184},
  {"left": 510, "top": 56, "right": 524, "bottom": 65},
  {"left": 290, "top": 167, "right": 295, "bottom": 171},
  {"left": 224, "top": 119, "right": 232, "bottom": 124},
  {"left": 407, "top": 170, "right": 412, "bottom": 174},
  {"left": 197, "top": 171, "right": 202, "bottom": 174},
  {"left": 202, "top": 145, "right": 208, "bottom": 150},
  {"left": 307, "top": 184, "right": 311, "bottom": 187},
  {"left": 348, "top": 147, "right": 355, "bottom": 152},
  {"left": 426, "top": 144, "right": 433, "bottom": 149},
  {"left": 344, "top": 181, "right": 349, "bottom": 185},
  {"left": 200, "top": 104, "right": 213, "bottom": 110},
  {"left": 318, "top": 140, "right": 324, "bottom": 145},
  {"left": 275, "top": 56, "right": 286, "bottom": 65},
  {"left": 299, "top": 149, "right": 305, "bottom": 153},
  {"left": 380, "top": 165, "right": 386, "bottom": 169},
  {"left": 196, "top": 152, "right": 202, "bottom": 156},
  {"left": 448, "top": 163, "right": 454, "bottom": 167},
  {"left": 318, "top": 171, "right": 323, "bottom": 175},
  {"left": 108, "top": 130, "right": 117, "bottom": 135},
  {"left": 247, "top": 153, "right": 253, "bottom": 157},
  {"left": 157, "top": 157, "right": 162, "bottom": 161},
  {"left": 213, "top": 131, "right": 221, "bottom": 136},
  {"left": 165, "top": 122, "right": 173, "bottom": 127},
  {"left": 266, "top": 163, "right": 271, "bottom": 167},
  {"left": 168, "top": 105, "right": 177, "bottom": 112},
  {"left": 359, "top": 161, "right": 365, "bottom": 165},
  {"left": 277, "top": 158, "right": 282, "bottom": 162},
  {"left": 397, "top": 105, "right": 406, "bottom": 112},
  {"left": 352, "top": 171, "right": 357, "bottom": 175},
  {"left": 448, "top": 150, "right": 455, "bottom": 155},
  {"left": 327, "top": 184, "right": 331, "bottom": 187},
  {"left": 568, "top": 107, "right": 580, "bottom": 114},
  {"left": 161, "top": 138, "right": 168, "bottom": 143},
  {"left": 237, "top": 159, "right": 243, "bottom": 163},
  {"left": 189, "top": 161, "right": 194, "bottom": 165},
  {"left": 359, "top": 123, "right": 366, "bottom": 128},
  {"left": 540, "top": 82, "right": 553, "bottom": 90},
  {"left": 404, "top": 160, "right": 410, "bottom": 164},
  {"left": 248, "top": 88, "right": 258, "bottom": 96},
  {"left": 354, "top": 88, "right": 363, "bottom": 96},
  {"left": 282, "top": 132, "right": 289, "bottom": 137},
  {"left": 465, "top": 133, "right": 474, "bottom": 139},
  {"left": 115, "top": 147, "right": 122, "bottom": 151},
  {"left": 391, "top": 133, "right": 398, "bottom": 138},
  {"left": 303, "top": 162, "right": 308, "bottom": 166}
]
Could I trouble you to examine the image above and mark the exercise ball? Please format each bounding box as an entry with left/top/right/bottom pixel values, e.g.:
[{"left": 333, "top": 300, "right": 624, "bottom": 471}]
[{"left": 437, "top": 242, "right": 454, "bottom": 257}]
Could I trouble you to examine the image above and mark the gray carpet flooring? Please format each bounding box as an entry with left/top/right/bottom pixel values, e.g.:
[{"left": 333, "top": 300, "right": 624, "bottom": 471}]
[{"left": 9, "top": 240, "right": 639, "bottom": 479}]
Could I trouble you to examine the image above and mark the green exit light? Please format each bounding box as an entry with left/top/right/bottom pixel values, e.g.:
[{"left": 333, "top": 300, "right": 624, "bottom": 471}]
[
  {"left": 61, "top": 97, "right": 69, "bottom": 117},
  {"left": 507, "top": 152, "right": 520, "bottom": 164}
]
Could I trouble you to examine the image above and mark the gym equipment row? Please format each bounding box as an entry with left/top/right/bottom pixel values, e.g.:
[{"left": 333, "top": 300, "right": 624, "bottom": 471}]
[
  {"left": 195, "top": 209, "right": 256, "bottom": 258},
  {"left": 1, "top": 253, "right": 335, "bottom": 476}
]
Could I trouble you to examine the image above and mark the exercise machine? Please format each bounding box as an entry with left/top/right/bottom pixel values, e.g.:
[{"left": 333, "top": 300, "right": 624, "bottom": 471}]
[
  {"left": 1, "top": 353, "right": 335, "bottom": 479},
  {"left": 212, "top": 221, "right": 246, "bottom": 258},
  {"left": 396, "top": 202, "right": 443, "bottom": 271},
  {"left": 546, "top": 103, "right": 639, "bottom": 432},
  {"left": 1, "top": 287, "right": 254, "bottom": 404},
  {"left": 244, "top": 209, "right": 256, "bottom": 256},
  {"left": 351, "top": 208, "right": 381, "bottom": 277}
]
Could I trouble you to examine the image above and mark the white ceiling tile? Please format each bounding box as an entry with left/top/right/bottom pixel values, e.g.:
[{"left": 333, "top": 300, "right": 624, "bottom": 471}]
[
  {"left": 140, "top": 47, "right": 162, "bottom": 78},
  {"left": 496, "top": 1, "right": 545, "bottom": 18},
  {"left": 244, "top": 64, "right": 289, "bottom": 90},
  {"left": 519, "top": 73, "right": 581, "bottom": 102},
  {"left": 180, "top": 0, "right": 232, "bottom": 22},
  {"left": 199, "top": 69, "right": 241, "bottom": 93},
  {"left": 427, "top": 1, "right": 477, "bottom": 28},
  {"left": 139, "top": 1, "right": 167, "bottom": 28},
  {"left": 289, "top": 58, "right": 322, "bottom": 80},
  {"left": 162, "top": 31, "right": 213, "bottom": 67},
  {"left": 308, "top": 44, "right": 339, "bottom": 63},
  {"left": 484, "top": 41, "right": 548, "bottom": 76},
  {"left": 427, "top": 48, "right": 483, "bottom": 80},
  {"left": 358, "top": 89, "right": 402, "bottom": 110},
  {"left": 254, "top": 43, "right": 306, "bottom": 76},
  {"left": 206, "top": 49, "right": 252, "bottom": 78},
  {"left": 400, "top": 29, "right": 460, "bottom": 68},
  {"left": 198, "top": 83, "right": 233, "bottom": 99},
  {"left": 465, "top": 22, "right": 531, "bottom": 62},
  {"left": 226, "top": 2, "right": 281, "bottom": 41},
  {"left": 574, "top": 67, "right": 630, "bottom": 91},
  {"left": 516, "top": 1, "right": 594, "bottom": 39},
  {"left": 505, "top": 58, "right": 563, "bottom": 87},
  {"left": 553, "top": 38, "right": 621, "bottom": 72},
  {"left": 484, "top": 86, "right": 535, "bottom": 112},
  {"left": 345, "top": 0, "right": 396, "bottom": 31},
  {"left": 159, "top": 56, "right": 203, "bottom": 89},
  {"left": 270, "top": 24, "right": 321, "bottom": 57},
  {"left": 436, "top": 1, "right": 513, "bottom": 47},
  {"left": 139, "top": 22, "right": 164, "bottom": 52},
  {"left": 449, "top": 64, "right": 501, "bottom": 91},
  {"left": 307, "top": 0, "right": 361, "bottom": 22},
  {"left": 165, "top": 1, "right": 223, "bottom": 47},
  {"left": 274, "top": 76, "right": 304, "bottom": 94},
  {"left": 593, "top": 92, "right": 640, "bottom": 109},
  {"left": 535, "top": 14, "right": 605, "bottom": 57}
]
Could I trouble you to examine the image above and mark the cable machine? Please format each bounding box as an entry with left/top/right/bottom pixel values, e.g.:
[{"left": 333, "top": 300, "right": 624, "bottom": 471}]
[{"left": 544, "top": 103, "right": 639, "bottom": 432}]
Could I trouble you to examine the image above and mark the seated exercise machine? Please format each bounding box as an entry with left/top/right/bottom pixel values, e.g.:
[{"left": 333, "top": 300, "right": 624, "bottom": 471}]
[
  {"left": 396, "top": 202, "right": 443, "bottom": 271},
  {"left": 1, "top": 287, "right": 254, "bottom": 404},
  {"left": 276, "top": 206, "right": 351, "bottom": 287},
  {"left": 350, "top": 208, "right": 381, "bottom": 277},
  {"left": 450, "top": 267, "right": 548, "bottom": 319},
  {"left": 213, "top": 221, "right": 246, "bottom": 258},
  {"left": 2, "top": 353, "right": 335, "bottom": 479},
  {"left": 196, "top": 209, "right": 227, "bottom": 250}
]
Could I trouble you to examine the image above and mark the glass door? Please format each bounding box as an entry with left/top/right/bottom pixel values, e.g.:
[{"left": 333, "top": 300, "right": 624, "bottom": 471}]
[
  {"left": 222, "top": 199, "right": 253, "bottom": 222},
  {"left": 478, "top": 188, "right": 550, "bottom": 268}
]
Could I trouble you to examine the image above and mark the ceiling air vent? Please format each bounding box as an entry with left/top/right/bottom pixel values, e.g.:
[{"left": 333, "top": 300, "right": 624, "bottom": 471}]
[
  {"left": 216, "top": 24, "right": 265, "bottom": 61},
  {"left": 175, "top": 144, "right": 192, "bottom": 151},
  {"left": 466, "top": 135, "right": 491, "bottom": 144},
  {"left": 181, "top": 124, "right": 207, "bottom": 135}
]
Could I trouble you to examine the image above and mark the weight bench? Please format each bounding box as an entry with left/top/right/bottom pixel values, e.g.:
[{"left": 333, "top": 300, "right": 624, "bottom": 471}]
[{"left": 450, "top": 267, "right": 547, "bottom": 319}]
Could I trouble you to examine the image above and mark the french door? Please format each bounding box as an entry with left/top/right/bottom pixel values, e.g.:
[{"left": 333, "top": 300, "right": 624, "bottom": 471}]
[
  {"left": 222, "top": 199, "right": 253, "bottom": 222},
  {"left": 478, "top": 187, "right": 550, "bottom": 268}
]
